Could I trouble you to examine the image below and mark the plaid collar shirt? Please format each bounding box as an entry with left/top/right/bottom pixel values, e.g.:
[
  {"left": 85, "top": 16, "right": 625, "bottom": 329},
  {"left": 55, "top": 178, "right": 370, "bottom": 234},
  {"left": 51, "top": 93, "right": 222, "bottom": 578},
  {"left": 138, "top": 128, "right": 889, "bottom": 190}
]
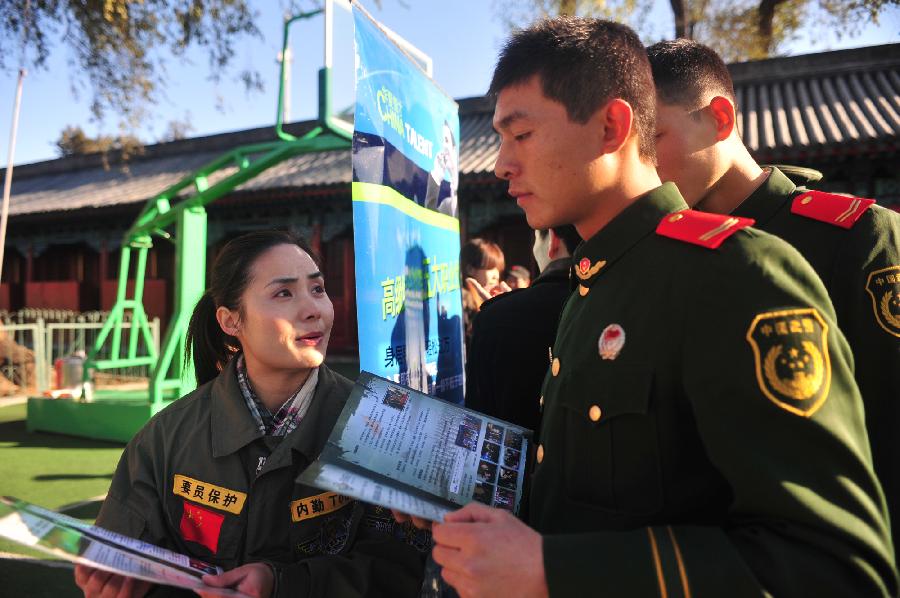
[{"left": 235, "top": 354, "right": 319, "bottom": 437}]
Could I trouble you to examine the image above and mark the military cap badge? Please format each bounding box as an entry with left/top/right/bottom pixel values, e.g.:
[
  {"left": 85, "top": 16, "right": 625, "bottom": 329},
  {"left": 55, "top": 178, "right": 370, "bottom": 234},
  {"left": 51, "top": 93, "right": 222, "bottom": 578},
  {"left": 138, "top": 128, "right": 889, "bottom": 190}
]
[
  {"left": 746, "top": 308, "right": 831, "bottom": 417},
  {"left": 865, "top": 265, "right": 900, "bottom": 338}
]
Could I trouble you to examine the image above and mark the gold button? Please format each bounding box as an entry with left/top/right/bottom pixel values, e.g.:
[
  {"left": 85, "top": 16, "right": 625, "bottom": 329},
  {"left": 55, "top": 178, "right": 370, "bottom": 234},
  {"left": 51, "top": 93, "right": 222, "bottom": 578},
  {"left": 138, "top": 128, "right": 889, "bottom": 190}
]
[
  {"left": 537, "top": 444, "right": 544, "bottom": 464},
  {"left": 588, "top": 405, "right": 602, "bottom": 422},
  {"left": 668, "top": 213, "right": 684, "bottom": 223},
  {"left": 539, "top": 395, "right": 544, "bottom": 409},
  {"left": 551, "top": 358, "right": 560, "bottom": 376},
  {"left": 801, "top": 195, "right": 812, "bottom": 205},
  {"left": 578, "top": 284, "right": 589, "bottom": 297}
]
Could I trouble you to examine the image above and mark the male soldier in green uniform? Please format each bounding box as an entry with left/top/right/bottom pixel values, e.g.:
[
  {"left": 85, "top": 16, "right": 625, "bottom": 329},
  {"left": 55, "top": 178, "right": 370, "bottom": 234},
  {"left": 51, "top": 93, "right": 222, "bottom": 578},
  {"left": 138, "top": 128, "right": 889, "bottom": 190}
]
[
  {"left": 408, "top": 17, "right": 897, "bottom": 597},
  {"left": 648, "top": 38, "right": 900, "bottom": 541}
]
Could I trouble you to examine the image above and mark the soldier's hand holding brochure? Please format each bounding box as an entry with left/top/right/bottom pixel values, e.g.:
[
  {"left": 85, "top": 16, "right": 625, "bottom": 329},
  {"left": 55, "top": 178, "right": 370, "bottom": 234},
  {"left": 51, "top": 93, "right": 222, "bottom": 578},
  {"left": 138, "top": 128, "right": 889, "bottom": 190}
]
[
  {"left": 0, "top": 496, "right": 250, "bottom": 596},
  {"left": 297, "top": 372, "right": 533, "bottom": 522}
]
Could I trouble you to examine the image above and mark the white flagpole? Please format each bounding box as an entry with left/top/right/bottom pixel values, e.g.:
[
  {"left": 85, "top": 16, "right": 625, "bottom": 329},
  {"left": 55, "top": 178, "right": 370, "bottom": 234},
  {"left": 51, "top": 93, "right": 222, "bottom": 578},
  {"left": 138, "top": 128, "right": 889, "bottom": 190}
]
[{"left": 0, "top": 66, "right": 26, "bottom": 282}]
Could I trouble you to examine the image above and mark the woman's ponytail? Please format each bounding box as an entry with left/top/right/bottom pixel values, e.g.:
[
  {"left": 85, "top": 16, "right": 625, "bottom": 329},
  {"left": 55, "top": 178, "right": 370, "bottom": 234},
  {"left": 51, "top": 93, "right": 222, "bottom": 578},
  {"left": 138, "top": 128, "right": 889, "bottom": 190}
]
[{"left": 185, "top": 291, "right": 237, "bottom": 386}]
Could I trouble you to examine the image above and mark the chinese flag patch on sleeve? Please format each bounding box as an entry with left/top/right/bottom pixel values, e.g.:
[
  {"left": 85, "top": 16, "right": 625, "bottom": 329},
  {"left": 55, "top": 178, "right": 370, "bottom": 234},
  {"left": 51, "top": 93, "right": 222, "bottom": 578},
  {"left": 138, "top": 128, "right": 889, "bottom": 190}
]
[{"left": 180, "top": 499, "right": 224, "bottom": 554}]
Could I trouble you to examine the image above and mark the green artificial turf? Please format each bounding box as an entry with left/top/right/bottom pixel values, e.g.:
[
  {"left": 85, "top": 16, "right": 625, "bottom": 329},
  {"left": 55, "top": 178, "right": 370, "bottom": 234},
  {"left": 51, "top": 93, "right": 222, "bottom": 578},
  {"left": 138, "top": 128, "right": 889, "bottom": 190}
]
[{"left": 0, "top": 402, "right": 125, "bottom": 596}]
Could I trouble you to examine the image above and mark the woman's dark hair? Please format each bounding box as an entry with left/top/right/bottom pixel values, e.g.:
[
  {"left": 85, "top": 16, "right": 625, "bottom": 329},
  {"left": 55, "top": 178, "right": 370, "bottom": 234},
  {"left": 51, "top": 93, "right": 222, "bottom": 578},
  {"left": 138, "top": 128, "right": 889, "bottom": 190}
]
[
  {"left": 185, "top": 230, "right": 319, "bottom": 386},
  {"left": 460, "top": 238, "right": 505, "bottom": 276}
]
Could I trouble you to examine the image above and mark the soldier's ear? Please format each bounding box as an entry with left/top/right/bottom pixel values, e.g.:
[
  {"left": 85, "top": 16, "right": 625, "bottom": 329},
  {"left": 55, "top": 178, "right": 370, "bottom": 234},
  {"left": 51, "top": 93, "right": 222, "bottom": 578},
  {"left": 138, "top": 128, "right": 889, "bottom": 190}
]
[
  {"left": 709, "top": 96, "right": 736, "bottom": 141},
  {"left": 597, "top": 98, "right": 634, "bottom": 155}
]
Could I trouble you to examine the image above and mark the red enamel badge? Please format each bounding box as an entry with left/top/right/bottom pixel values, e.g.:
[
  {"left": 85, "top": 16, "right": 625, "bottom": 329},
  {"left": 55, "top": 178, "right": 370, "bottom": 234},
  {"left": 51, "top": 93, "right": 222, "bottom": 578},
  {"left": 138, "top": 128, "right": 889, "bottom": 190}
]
[
  {"left": 656, "top": 210, "right": 754, "bottom": 249},
  {"left": 579, "top": 257, "right": 591, "bottom": 275},
  {"left": 598, "top": 324, "right": 625, "bottom": 360},
  {"left": 180, "top": 500, "right": 224, "bottom": 554},
  {"left": 791, "top": 191, "right": 875, "bottom": 229}
]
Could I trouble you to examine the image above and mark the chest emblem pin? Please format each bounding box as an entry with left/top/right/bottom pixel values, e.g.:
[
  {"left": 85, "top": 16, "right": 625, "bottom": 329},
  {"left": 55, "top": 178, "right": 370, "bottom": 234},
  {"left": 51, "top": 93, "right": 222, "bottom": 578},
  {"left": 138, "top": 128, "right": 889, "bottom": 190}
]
[{"left": 598, "top": 324, "right": 625, "bottom": 360}]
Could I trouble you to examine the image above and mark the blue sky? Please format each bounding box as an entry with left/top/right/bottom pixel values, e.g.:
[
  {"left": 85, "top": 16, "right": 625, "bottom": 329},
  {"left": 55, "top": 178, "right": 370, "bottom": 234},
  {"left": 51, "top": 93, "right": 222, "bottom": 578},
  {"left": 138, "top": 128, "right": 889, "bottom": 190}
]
[{"left": 1, "top": 0, "right": 898, "bottom": 166}]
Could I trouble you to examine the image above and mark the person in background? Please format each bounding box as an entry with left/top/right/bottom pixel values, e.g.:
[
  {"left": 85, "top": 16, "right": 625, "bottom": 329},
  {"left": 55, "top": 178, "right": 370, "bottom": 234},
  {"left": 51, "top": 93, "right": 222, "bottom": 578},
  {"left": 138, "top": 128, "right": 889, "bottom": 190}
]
[
  {"left": 75, "top": 230, "right": 428, "bottom": 598},
  {"left": 649, "top": 38, "right": 900, "bottom": 542},
  {"left": 503, "top": 265, "right": 531, "bottom": 289},
  {"left": 459, "top": 238, "right": 507, "bottom": 346},
  {"left": 466, "top": 225, "right": 580, "bottom": 436}
]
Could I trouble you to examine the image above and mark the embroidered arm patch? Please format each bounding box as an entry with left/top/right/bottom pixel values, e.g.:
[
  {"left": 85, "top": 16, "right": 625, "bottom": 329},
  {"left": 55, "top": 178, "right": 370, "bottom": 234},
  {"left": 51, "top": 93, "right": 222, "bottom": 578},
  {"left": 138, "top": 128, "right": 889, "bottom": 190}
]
[
  {"left": 865, "top": 266, "right": 900, "bottom": 338},
  {"left": 746, "top": 308, "right": 831, "bottom": 417}
]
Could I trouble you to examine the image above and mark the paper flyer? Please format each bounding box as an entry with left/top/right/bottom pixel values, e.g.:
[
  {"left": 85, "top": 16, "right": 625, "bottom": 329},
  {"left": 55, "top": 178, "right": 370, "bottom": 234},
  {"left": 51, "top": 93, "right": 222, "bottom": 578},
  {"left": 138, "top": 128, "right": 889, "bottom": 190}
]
[
  {"left": 0, "top": 496, "right": 249, "bottom": 597},
  {"left": 298, "top": 372, "right": 533, "bottom": 521}
]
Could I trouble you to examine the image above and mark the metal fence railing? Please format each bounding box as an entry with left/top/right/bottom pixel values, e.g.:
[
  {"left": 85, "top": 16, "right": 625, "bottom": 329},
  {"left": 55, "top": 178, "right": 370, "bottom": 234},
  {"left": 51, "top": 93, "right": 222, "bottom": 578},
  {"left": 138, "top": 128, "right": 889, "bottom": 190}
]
[{"left": 0, "top": 310, "right": 161, "bottom": 397}]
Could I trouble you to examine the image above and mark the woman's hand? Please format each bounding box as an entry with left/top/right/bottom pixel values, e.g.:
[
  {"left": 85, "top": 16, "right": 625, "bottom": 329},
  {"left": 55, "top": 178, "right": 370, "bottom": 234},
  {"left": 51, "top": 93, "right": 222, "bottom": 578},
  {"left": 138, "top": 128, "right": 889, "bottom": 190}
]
[
  {"left": 74, "top": 564, "right": 152, "bottom": 598},
  {"left": 197, "top": 562, "right": 274, "bottom": 598},
  {"left": 465, "top": 278, "right": 511, "bottom": 307}
]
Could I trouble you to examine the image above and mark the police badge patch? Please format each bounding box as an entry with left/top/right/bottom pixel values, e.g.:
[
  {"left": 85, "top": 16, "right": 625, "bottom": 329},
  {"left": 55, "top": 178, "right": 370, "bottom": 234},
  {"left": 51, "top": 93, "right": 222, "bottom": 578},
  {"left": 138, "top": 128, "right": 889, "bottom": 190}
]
[
  {"left": 746, "top": 308, "right": 831, "bottom": 417},
  {"left": 865, "top": 266, "right": 900, "bottom": 338}
]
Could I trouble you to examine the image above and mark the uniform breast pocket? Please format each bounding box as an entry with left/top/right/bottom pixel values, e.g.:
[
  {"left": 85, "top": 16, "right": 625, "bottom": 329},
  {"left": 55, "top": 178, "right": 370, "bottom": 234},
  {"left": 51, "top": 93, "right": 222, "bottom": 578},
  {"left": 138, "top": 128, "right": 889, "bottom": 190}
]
[{"left": 559, "top": 362, "right": 662, "bottom": 515}]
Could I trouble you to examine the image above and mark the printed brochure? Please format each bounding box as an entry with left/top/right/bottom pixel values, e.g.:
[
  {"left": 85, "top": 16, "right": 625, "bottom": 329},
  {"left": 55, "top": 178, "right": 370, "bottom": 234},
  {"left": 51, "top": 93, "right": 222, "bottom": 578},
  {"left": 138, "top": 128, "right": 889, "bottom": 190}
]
[{"left": 298, "top": 372, "right": 533, "bottom": 521}]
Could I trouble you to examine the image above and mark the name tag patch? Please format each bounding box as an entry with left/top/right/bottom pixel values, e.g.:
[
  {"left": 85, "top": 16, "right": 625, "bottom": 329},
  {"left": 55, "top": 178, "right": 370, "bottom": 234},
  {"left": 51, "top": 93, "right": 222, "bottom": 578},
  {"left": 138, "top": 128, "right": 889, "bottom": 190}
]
[
  {"left": 173, "top": 474, "right": 247, "bottom": 515},
  {"left": 290, "top": 491, "right": 353, "bottom": 523}
]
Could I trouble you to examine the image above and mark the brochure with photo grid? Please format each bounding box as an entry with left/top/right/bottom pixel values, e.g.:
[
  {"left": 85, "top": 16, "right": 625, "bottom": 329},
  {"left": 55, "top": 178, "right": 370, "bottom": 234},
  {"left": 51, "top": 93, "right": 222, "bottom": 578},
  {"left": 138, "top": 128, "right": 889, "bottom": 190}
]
[{"left": 297, "top": 371, "right": 533, "bottom": 522}]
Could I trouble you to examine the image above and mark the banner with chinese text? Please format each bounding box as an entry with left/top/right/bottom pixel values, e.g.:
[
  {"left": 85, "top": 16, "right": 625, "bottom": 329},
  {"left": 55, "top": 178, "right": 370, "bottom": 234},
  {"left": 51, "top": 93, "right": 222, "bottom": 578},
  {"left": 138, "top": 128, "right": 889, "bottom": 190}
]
[{"left": 351, "top": 5, "right": 464, "bottom": 404}]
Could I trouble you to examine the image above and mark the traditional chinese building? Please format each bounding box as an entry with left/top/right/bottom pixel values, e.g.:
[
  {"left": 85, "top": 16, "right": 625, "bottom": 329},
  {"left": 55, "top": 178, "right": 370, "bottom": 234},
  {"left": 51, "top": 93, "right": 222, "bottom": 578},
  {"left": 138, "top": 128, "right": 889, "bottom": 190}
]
[{"left": 2, "top": 43, "right": 898, "bottom": 355}]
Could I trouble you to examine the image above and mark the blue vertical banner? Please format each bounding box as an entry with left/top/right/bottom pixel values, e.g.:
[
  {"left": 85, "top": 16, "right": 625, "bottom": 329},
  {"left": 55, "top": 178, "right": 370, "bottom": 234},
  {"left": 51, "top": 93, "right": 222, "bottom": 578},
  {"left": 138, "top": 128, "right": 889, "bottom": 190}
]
[{"left": 351, "top": 5, "right": 464, "bottom": 404}]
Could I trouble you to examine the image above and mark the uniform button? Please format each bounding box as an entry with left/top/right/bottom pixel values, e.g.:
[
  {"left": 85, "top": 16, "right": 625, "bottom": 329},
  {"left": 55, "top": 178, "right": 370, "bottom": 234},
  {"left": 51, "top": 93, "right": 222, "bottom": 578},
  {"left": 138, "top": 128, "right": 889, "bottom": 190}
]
[
  {"left": 551, "top": 358, "right": 560, "bottom": 376},
  {"left": 537, "top": 444, "right": 544, "bottom": 464},
  {"left": 588, "top": 405, "right": 602, "bottom": 422},
  {"left": 578, "top": 284, "right": 589, "bottom": 297},
  {"left": 800, "top": 195, "right": 812, "bottom": 205},
  {"left": 539, "top": 395, "right": 544, "bottom": 409}
]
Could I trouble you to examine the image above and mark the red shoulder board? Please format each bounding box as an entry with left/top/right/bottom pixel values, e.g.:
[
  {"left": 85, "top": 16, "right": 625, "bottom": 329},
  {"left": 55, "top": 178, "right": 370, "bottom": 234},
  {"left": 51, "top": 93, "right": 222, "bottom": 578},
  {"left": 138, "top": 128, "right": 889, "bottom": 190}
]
[
  {"left": 656, "top": 210, "right": 755, "bottom": 249},
  {"left": 791, "top": 190, "right": 875, "bottom": 229}
]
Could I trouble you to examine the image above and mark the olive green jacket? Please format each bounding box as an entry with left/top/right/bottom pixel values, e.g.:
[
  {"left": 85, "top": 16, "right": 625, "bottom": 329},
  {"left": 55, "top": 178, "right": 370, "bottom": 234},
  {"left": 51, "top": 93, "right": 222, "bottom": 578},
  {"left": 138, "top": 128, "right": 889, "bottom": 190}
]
[
  {"left": 732, "top": 167, "right": 900, "bottom": 539},
  {"left": 531, "top": 183, "right": 896, "bottom": 597},
  {"left": 96, "top": 360, "right": 428, "bottom": 597}
]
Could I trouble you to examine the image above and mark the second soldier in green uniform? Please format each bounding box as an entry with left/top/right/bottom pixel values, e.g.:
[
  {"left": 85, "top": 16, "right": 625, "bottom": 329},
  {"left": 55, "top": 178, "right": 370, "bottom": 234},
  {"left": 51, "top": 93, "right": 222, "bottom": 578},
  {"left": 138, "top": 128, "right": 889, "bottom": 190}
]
[{"left": 649, "top": 38, "right": 900, "bottom": 542}]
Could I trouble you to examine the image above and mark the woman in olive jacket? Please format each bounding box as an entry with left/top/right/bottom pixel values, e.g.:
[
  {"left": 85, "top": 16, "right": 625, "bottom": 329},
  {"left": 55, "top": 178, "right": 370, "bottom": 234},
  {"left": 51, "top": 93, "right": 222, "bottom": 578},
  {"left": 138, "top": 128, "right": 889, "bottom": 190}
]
[{"left": 75, "top": 231, "right": 429, "bottom": 598}]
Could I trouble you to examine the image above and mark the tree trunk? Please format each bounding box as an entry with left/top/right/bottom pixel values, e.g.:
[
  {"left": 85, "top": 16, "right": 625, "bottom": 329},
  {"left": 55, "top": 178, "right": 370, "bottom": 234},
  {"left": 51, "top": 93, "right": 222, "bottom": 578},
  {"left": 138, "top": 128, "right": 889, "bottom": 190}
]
[
  {"left": 671, "top": 0, "right": 687, "bottom": 38},
  {"left": 558, "top": 0, "right": 577, "bottom": 15},
  {"left": 758, "top": 0, "right": 789, "bottom": 54}
]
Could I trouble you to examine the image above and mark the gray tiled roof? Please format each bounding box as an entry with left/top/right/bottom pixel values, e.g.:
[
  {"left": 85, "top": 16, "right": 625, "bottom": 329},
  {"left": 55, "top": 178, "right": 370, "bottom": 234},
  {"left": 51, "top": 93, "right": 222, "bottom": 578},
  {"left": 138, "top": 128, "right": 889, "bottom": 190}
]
[
  {"left": 6, "top": 43, "right": 898, "bottom": 218},
  {"left": 731, "top": 44, "right": 900, "bottom": 154}
]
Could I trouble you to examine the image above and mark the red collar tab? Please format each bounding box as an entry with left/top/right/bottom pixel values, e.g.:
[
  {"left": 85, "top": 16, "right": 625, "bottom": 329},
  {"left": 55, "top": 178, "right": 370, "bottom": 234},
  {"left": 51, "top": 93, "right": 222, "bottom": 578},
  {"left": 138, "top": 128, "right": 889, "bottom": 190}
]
[
  {"left": 656, "top": 210, "right": 755, "bottom": 249},
  {"left": 791, "top": 190, "right": 875, "bottom": 229}
]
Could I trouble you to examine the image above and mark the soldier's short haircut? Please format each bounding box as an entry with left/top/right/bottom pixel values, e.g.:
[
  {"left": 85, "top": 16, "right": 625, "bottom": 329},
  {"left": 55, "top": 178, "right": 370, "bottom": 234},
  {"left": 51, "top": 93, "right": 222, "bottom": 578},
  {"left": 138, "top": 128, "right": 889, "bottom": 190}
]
[
  {"left": 489, "top": 17, "right": 657, "bottom": 164},
  {"left": 647, "top": 39, "right": 736, "bottom": 109}
]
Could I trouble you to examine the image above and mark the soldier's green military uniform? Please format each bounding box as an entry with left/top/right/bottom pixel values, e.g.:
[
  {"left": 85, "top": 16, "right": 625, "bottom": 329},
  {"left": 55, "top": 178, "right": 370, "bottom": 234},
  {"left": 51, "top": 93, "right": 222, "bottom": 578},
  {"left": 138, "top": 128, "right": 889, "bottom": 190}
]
[
  {"left": 97, "top": 359, "right": 428, "bottom": 597},
  {"left": 731, "top": 166, "right": 900, "bottom": 539},
  {"left": 531, "top": 183, "right": 897, "bottom": 596}
]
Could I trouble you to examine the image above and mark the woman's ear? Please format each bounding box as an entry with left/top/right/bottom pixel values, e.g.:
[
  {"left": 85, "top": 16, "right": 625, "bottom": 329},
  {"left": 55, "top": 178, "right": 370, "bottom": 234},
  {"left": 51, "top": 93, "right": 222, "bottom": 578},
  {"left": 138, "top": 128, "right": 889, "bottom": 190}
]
[{"left": 216, "top": 306, "right": 241, "bottom": 337}]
